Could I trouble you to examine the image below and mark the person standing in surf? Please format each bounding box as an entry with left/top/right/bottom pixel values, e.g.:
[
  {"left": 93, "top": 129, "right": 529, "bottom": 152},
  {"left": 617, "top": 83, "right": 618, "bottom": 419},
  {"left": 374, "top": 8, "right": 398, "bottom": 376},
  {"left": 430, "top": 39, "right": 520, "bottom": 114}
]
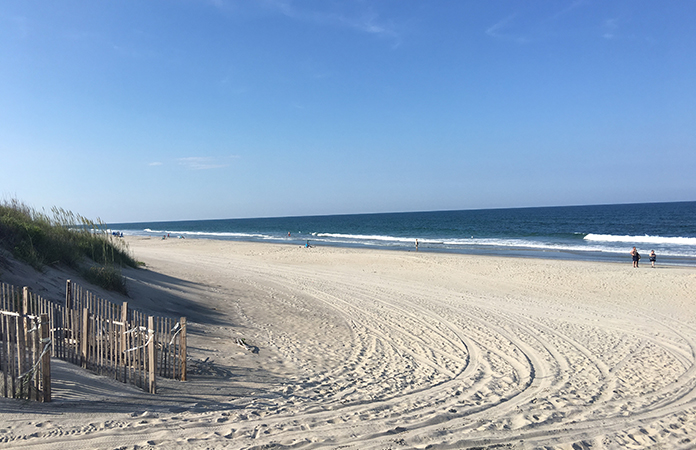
[{"left": 630, "top": 246, "right": 640, "bottom": 268}]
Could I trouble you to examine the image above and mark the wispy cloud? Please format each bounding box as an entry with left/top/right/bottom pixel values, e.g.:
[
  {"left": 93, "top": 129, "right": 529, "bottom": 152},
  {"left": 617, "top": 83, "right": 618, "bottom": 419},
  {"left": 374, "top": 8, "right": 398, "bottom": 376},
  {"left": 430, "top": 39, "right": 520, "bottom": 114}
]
[
  {"left": 486, "top": 14, "right": 529, "bottom": 44},
  {"left": 602, "top": 18, "right": 619, "bottom": 40},
  {"left": 488, "top": 2, "right": 591, "bottom": 44},
  {"left": 239, "top": 0, "right": 401, "bottom": 46},
  {"left": 344, "top": 10, "right": 399, "bottom": 41},
  {"left": 547, "top": 0, "right": 586, "bottom": 22},
  {"left": 147, "top": 156, "right": 239, "bottom": 170},
  {"left": 177, "top": 156, "right": 238, "bottom": 170},
  {"left": 601, "top": 16, "right": 648, "bottom": 42}
]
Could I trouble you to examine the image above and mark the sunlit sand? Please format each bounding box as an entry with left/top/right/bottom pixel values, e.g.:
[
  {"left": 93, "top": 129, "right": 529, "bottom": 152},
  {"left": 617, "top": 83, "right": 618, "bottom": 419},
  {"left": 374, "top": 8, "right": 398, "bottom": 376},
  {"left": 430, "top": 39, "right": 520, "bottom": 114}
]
[{"left": 2, "top": 237, "right": 696, "bottom": 449}]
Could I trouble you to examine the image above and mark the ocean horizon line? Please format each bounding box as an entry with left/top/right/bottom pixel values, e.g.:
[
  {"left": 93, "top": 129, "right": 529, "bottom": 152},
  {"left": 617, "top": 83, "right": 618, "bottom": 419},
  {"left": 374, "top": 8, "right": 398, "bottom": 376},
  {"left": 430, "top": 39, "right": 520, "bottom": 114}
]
[
  {"left": 111, "top": 199, "right": 696, "bottom": 226},
  {"left": 110, "top": 201, "right": 696, "bottom": 266}
]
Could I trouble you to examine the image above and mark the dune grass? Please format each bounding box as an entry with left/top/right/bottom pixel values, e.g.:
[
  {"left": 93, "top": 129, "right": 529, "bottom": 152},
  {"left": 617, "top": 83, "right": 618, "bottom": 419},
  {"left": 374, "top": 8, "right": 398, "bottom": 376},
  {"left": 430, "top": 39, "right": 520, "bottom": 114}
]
[{"left": 0, "top": 199, "right": 138, "bottom": 294}]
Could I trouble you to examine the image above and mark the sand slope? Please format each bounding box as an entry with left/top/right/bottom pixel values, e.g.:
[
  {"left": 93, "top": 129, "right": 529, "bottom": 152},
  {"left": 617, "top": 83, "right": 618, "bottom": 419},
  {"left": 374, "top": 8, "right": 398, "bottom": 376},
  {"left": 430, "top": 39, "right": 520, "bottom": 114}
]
[{"left": 1, "top": 238, "right": 696, "bottom": 449}]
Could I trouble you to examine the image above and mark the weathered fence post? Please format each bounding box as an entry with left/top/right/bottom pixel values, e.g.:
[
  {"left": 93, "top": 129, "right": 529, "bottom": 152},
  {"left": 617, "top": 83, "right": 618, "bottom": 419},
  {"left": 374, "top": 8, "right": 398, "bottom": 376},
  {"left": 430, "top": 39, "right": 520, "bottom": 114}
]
[
  {"left": 9, "top": 312, "right": 19, "bottom": 398},
  {"left": 121, "top": 302, "right": 128, "bottom": 381},
  {"left": 65, "top": 280, "right": 73, "bottom": 354},
  {"left": 40, "top": 314, "right": 51, "bottom": 402},
  {"left": 1, "top": 313, "right": 8, "bottom": 397},
  {"left": 21, "top": 288, "right": 31, "bottom": 399},
  {"left": 180, "top": 317, "right": 187, "bottom": 381},
  {"left": 31, "top": 314, "right": 39, "bottom": 401},
  {"left": 16, "top": 302, "right": 26, "bottom": 395},
  {"left": 22, "top": 287, "right": 29, "bottom": 316},
  {"left": 81, "top": 307, "right": 89, "bottom": 369},
  {"left": 147, "top": 316, "right": 156, "bottom": 394},
  {"left": 65, "top": 280, "right": 72, "bottom": 310},
  {"left": 71, "top": 308, "right": 79, "bottom": 364}
]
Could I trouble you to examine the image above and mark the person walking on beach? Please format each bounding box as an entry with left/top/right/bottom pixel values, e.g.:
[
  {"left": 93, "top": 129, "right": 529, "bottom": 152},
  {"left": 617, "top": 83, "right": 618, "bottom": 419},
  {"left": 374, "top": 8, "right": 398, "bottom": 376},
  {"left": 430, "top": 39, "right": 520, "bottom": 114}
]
[
  {"left": 415, "top": 239, "right": 419, "bottom": 251},
  {"left": 630, "top": 246, "right": 640, "bottom": 268},
  {"left": 649, "top": 250, "right": 656, "bottom": 268}
]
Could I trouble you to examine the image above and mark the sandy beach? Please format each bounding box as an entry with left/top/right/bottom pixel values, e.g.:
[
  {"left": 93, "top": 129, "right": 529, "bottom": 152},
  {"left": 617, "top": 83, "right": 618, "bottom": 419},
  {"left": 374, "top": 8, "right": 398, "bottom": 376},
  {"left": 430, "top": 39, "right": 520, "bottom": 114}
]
[{"left": 2, "top": 237, "right": 696, "bottom": 449}]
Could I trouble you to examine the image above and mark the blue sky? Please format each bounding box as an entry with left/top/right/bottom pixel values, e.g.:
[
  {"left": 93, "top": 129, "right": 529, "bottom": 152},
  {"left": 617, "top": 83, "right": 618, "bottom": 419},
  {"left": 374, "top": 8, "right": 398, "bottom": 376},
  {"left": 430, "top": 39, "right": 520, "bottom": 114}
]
[{"left": 1, "top": 1, "right": 695, "bottom": 223}]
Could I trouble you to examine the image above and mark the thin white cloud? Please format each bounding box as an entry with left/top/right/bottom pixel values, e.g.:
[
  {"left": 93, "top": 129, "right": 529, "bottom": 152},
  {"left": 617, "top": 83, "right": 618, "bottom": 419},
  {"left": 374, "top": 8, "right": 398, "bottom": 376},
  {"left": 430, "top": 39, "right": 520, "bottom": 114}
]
[
  {"left": 344, "top": 11, "right": 399, "bottom": 41},
  {"left": 148, "top": 161, "right": 163, "bottom": 166},
  {"left": 602, "top": 18, "right": 619, "bottom": 40},
  {"left": 258, "top": 0, "right": 401, "bottom": 45},
  {"left": 486, "top": 15, "right": 513, "bottom": 37},
  {"left": 486, "top": 15, "right": 529, "bottom": 44},
  {"left": 601, "top": 17, "right": 646, "bottom": 42},
  {"left": 488, "top": 2, "right": 592, "bottom": 44},
  {"left": 547, "top": 0, "right": 586, "bottom": 22},
  {"left": 177, "top": 156, "right": 238, "bottom": 170}
]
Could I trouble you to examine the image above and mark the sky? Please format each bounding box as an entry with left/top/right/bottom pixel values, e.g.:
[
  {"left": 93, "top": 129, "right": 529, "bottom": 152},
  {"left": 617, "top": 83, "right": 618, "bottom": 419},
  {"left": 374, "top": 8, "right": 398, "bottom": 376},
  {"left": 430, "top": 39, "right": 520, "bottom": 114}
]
[{"left": 1, "top": 1, "right": 695, "bottom": 223}]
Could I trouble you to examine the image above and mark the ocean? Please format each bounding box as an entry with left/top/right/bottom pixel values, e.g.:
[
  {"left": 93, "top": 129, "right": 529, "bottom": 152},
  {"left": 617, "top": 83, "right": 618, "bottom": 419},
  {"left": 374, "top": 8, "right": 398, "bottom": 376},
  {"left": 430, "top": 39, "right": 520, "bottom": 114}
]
[{"left": 110, "top": 202, "right": 696, "bottom": 266}]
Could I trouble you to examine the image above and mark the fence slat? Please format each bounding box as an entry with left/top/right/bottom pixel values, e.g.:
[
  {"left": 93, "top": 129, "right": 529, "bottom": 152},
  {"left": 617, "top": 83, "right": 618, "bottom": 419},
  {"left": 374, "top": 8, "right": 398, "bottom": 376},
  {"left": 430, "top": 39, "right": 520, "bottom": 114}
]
[{"left": 40, "top": 314, "right": 51, "bottom": 402}]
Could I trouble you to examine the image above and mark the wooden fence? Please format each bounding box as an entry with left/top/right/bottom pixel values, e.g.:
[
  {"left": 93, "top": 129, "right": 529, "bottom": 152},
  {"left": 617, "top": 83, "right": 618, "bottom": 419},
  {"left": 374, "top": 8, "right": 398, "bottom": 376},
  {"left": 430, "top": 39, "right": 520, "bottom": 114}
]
[
  {"left": 0, "top": 283, "right": 51, "bottom": 401},
  {"left": 0, "top": 280, "right": 187, "bottom": 400},
  {"left": 64, "top": 280, "right": 188, "bottom": 392}
]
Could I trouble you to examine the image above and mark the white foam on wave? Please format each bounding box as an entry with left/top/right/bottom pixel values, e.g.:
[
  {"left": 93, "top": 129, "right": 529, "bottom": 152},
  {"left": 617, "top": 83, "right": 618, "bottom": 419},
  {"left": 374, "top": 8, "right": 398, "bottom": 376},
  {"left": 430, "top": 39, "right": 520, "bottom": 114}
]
[
  {"left": 143, "top": 228, "right": 268, "bottom": 239},
  {"left": 302, "top": 233, "right": 696, "bottom": 257},
  {"left": 128, "top": 228, "right": 694, "bottom": 258},
  {"left": 445, "top": 237, "right": 696, "bottom": 257},
  {"left": 444, "top": 237, "right": 607, "bottom": 253},
  {"left": 315, "top": 232, "right": 415, "bottom": 243},
  {"left": 315, "top": 234, "right": 612, "bottom": 254},
  {"left": 584, "top": 234, "right": 696, "bottom": 246}
]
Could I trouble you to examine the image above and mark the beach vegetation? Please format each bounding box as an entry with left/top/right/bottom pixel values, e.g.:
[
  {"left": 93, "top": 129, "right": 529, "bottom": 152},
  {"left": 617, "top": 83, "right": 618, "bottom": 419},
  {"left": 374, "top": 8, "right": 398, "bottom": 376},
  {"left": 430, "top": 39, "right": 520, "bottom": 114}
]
[{"left": 0, "top": 198, "right": 136, "bottom": 294}]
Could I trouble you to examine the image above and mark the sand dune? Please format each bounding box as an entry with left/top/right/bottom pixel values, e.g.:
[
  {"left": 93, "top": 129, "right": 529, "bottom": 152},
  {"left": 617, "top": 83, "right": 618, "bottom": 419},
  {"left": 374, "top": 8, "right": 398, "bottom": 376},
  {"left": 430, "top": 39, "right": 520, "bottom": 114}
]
[{"left": 2, "top": 237, "right": 696, "bottom": 449}]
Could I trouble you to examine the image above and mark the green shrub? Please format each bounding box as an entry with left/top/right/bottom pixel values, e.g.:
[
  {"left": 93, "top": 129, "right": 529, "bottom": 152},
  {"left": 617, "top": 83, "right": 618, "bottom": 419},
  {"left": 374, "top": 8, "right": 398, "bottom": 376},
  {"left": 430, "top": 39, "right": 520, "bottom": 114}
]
[{"left": 0, "top": 198, "right": 138, "bottom": 292}]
